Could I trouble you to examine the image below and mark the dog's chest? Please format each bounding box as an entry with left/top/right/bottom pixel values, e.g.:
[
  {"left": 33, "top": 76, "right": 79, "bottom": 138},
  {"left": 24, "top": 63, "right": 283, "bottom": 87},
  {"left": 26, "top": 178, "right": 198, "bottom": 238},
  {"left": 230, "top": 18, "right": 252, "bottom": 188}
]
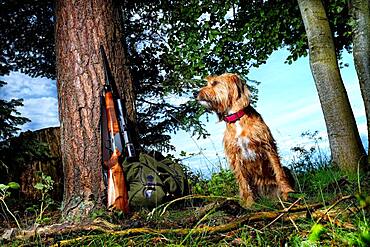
[{"left": 226, "top": 121, "right": 257, "bottom": 161}]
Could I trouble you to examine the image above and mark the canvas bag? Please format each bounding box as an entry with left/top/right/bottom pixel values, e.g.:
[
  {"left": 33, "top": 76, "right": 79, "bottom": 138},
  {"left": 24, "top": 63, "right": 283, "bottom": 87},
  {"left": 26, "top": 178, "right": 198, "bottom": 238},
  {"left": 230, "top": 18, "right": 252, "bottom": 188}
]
[{"left": 124, "top": 153, "right": 187, "bottom": 207}]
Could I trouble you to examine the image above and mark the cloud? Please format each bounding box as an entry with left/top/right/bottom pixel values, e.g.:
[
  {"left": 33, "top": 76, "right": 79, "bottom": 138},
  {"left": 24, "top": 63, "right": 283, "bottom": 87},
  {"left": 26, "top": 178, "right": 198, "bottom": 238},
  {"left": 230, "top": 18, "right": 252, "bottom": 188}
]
[
  {"left": 0, "top": 72, "right": 57, "bottom": 100},
  {"left": 357, "top": 122, "right": 368, "bottom": 134},
  {"left": 20, "top": 97, "right": 59, "bottom": 131},
  {"left": 163, "top": 94, "right": 190, "bottom": 106},
  {"left": 0, "top": 72, "right": 59, "bottom": 131},
  {"left": 270, "top": 102, "right": 322, "bottom": 128}
]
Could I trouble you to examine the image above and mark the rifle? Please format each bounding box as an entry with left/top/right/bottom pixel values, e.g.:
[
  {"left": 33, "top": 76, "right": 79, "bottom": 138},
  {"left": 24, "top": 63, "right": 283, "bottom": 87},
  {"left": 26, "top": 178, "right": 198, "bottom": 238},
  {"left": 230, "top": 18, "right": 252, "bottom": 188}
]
[{"left": 100, "top": 45, "right": 135, "bottom": 213}]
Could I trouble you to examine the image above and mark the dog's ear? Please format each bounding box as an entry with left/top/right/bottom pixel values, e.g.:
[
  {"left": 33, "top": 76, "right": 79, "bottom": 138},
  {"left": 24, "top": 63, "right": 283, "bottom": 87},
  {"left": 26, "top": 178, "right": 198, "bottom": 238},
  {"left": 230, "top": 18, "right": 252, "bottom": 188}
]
[
  {"left": 235, "top": 77, "right": 244, "bottom": 99},
  {"left": 232, "top": 74, "right": 250, "bottom": 104},
  {"left": 243, "top": 84, "right": 251, "bottom": 101},
  {"left": 230, "top": 74, "right": 245, "bottom": 98}
]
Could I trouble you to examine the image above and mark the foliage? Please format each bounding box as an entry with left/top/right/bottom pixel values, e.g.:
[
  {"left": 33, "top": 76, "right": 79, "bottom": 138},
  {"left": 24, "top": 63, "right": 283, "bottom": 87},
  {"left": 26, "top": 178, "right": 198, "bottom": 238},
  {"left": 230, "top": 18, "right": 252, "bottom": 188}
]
[
  {"left": 121, "top": 0, "right": 264, "bottom": 150},
  {"left": 307, "top": 223, "right": 327, "bottom": 242},
  {"left": 0, "top": 0, "right": 48, "bottom": 141},
  {"left": 32, "top": 172, "right": 55, "bottom": 225},
  {"left": 288, "top": 130, "right": 367, "bottom": 201},
  {"left": 206, "top": 168, "right": 238, "bottom": 197},
  {"left": 0, "top": 0, "right": 55, "bottom": 79},
  {"left": 289, "top": 130, "right": 330, "bottom": 173},
  {"left": 121, "top": 0, "right": 356, "bottom": 151},
  {"left": 0, "top": 82, "right": 30, "bottom": 142},
  {"left": 188, "top": 166, "right": 238, "bottom": 197},
  {"left": 0, "top": 174, "right": 56, "bottom": 231},
  {"left": 0, "top": 181, "right": 21, "bottom": 229}
]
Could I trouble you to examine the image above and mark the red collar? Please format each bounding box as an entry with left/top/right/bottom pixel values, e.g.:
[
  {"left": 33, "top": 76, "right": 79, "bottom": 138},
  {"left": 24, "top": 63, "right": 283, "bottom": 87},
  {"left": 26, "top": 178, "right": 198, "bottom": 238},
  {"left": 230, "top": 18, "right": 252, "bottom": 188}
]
[{"left": 223, "top": 108, "right": 246, "bottom": 123}]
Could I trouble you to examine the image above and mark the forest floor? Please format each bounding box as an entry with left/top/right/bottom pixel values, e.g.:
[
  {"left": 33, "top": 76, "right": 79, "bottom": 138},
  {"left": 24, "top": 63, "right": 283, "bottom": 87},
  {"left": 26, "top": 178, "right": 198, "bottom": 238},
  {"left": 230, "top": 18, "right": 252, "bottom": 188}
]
[{"left": 1, "top": 167, "right": 369, "bottom": 246}]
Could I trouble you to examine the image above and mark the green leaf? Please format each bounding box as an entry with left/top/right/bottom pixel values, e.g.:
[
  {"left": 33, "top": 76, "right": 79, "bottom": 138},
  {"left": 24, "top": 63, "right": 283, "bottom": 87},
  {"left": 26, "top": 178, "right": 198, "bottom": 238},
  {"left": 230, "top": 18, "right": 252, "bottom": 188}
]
[
  {"left": 7, "top": 182, "right": 20, "bottom": 190},
  {"left": 0, "top": 184, "right": 8, "bottom": 191},
  {"left": 360, "top": 229, "right": 370, "bottom": 245},
  {"left": 308, "top": 223, "right": 326, "bottom": 242},
  {"left": 34, "top": 183, "right": 45, "bottom": 191},
  {"left": 39, "top": 217, "right": 51, "bottom": 224},
  {"left": 25, "top": 206, "right": 37, "bottom": 213},
  {"left": 355, "top": 193, "right": 370, "bottom": 208}
]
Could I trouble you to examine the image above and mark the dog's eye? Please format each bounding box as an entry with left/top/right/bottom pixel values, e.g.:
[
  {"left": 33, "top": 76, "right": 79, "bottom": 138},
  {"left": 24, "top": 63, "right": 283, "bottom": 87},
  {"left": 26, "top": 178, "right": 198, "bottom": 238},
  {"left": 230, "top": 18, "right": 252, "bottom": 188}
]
[{"left": 211, "top": 80, "right": 220, "bottom": 86}]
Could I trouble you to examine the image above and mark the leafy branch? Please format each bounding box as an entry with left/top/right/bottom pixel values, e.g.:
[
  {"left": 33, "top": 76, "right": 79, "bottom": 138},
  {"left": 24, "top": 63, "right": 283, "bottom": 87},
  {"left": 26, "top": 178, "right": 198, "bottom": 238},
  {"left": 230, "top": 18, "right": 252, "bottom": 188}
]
[{"left": 0, "top": 182, "right": 21, "bottom": 230}]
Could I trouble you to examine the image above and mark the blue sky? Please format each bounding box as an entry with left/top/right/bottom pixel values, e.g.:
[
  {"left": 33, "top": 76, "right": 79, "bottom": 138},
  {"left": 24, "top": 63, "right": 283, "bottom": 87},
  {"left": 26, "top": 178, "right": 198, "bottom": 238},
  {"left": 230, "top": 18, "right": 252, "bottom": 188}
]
[
  {"left": 0, "top": 48, "right": 367, "bottom": 174},
  {"left": 0, "top": 72, "right": 59, "bottom": 130}
]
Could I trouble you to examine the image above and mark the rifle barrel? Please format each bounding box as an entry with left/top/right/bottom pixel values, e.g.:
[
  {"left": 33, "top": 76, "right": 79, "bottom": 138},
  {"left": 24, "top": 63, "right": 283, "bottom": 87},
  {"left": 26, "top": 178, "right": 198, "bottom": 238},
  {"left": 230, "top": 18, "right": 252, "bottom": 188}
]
[{"left": 100, "top": 45, "right": 111, "bottom": 87}]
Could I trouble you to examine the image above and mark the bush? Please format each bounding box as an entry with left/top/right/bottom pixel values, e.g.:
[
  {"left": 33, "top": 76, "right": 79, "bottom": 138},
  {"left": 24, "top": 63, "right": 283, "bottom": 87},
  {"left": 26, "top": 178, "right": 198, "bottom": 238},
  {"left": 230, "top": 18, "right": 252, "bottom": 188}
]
[{"left": 190, "top": 168, "right": 238, "bottom": 197}]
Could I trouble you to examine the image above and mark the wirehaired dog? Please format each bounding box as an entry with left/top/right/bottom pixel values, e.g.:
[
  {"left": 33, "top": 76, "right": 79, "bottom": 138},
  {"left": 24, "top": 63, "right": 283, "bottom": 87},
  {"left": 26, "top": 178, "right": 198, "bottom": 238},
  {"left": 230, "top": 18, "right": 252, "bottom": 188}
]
[{"left": 197, "top": 73, "right": 294, "bottom": 206}]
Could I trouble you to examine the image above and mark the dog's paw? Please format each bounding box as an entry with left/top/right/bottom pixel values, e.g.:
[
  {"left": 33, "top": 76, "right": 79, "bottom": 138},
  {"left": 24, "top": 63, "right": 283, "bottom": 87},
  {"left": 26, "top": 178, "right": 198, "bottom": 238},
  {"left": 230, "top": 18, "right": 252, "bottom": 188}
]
[
  {"left": 281, "top": 189, "right": 295, "bottom": 201},
  {"left": 241, "top": 196, "right": 255, "bottom": 208}
]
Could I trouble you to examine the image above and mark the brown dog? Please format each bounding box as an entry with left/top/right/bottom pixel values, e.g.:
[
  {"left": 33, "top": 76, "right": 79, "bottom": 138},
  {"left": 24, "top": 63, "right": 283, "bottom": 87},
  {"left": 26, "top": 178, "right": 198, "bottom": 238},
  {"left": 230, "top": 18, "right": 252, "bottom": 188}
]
[{"left": 197, "top": 73, "right": 294, "bottom": 206}]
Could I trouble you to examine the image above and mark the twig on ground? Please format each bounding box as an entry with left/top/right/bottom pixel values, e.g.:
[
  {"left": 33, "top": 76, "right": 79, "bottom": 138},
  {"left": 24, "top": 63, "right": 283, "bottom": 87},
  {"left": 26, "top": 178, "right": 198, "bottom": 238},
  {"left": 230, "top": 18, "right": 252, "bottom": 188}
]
[
  {"left": 260, "top": 197, "right": 301, "bottom": 231},
  {"left": 315, "top": 195, "right": 354, "bottom": 224},
  {"left": 148, "top": 194, "right": 239, "bottom": 218},
  {"left": 280, "top": 196, "right": 300, "bottom": 231}
]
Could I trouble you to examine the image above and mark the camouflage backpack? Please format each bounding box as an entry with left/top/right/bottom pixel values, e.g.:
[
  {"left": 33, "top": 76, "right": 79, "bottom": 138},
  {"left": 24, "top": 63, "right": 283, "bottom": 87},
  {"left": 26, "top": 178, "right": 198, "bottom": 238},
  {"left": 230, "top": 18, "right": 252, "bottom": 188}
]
[{"left": 123, "top": 153, "right": 188, "bottom": 208}]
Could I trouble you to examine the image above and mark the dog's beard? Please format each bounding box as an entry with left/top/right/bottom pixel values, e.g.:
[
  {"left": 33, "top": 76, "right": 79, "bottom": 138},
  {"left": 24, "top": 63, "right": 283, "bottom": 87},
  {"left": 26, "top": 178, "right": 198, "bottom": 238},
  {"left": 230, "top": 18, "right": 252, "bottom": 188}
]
[
  {"left": 198, "top": 99, "right": 221, "bottom": 114},
  {"left": 198, "top": 100, "right": 211, "bottom": 109},
  {"left": 198, "top": 99, "right": 226, "bottom": 121},
  {"left": 197, "top": 86, "right": 234, "bottom": 117}
]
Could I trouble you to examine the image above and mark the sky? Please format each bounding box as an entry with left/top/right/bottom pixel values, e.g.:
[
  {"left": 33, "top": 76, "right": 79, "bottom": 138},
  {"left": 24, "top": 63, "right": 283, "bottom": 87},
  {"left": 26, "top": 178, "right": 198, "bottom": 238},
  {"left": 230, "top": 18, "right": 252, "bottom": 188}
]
[
  {"left": 0, "top": 72, "right": 59, "bottom": 130},
  {"left": 0, "top": 48, "right": 367, "bottom": 175}
]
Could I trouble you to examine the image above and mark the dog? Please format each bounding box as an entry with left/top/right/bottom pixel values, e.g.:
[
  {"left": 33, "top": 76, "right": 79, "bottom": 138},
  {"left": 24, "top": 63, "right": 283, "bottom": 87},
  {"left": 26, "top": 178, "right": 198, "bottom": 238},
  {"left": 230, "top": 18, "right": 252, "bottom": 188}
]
[{"left": 197, "top": 73, "right": 294, "bottom": 206}]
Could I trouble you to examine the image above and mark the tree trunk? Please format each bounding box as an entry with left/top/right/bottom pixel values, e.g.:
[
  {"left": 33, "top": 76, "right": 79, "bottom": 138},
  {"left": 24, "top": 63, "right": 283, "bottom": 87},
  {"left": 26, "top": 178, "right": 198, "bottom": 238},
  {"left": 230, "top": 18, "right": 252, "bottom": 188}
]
[
  {"left": 55, "top": 0, "right": 137, "bottom": 219},
  {"left": 19, "top": 127, "right": 63, "bottom": 202},
  {"left": 351, "top": 0, "right": 370, "bottom": 168},
  {"left": 0, "top": 127, "right": 63, "bottom": 202},
  {"left": 297, "top": 0, "right": 366, "bottom": 172}
]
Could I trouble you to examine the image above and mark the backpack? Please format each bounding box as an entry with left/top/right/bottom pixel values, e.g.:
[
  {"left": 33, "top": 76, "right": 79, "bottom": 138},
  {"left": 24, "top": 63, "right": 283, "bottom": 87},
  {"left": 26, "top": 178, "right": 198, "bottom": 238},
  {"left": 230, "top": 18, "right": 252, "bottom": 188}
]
[{"left": 123, "top": 153, "right": 188, "bottom": 208}]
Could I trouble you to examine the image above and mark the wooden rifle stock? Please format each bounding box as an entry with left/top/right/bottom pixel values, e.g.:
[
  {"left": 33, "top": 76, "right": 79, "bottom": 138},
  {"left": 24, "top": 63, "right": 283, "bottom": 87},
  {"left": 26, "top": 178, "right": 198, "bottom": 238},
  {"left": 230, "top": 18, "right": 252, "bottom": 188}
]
[{"left": 101, "top": 46, "right": 130, "bottom": 213}]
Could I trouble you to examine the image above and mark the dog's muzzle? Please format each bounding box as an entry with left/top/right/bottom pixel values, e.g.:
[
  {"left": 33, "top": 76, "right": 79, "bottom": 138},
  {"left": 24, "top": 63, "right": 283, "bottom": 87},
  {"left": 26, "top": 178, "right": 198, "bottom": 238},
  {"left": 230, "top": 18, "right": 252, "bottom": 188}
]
[
  {"left": 196, "top": 91, "right": 210, "bottom": 109},
  {"left": 198, "top": 100, "right": 211, "bottom": 109}
]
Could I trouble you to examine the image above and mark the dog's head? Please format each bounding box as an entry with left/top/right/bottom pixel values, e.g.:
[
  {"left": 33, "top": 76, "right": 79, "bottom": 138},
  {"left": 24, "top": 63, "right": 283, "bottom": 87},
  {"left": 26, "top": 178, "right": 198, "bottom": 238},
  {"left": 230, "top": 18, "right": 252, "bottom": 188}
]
[{"left": 196, "top": 73, "right": 250, "bottom": 119}]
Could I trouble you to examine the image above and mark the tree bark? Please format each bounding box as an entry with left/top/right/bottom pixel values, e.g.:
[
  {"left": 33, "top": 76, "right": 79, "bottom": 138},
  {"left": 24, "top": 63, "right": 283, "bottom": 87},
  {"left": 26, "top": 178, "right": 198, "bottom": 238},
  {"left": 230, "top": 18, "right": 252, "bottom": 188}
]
[
  {"left": 351, "top": 0, "right": 370, "bottom": 168},
  {"left": 297, "top": 0, "right": 366, "bottom": 172},
  {"left": 55, "top": 0, "right": 137, "bottom": 219},
  {"left": 19, "top": 127, "right": 63, "bottom": 202},
  {"left": 0, "top": 127, "right": 63, "bottom": 202}
]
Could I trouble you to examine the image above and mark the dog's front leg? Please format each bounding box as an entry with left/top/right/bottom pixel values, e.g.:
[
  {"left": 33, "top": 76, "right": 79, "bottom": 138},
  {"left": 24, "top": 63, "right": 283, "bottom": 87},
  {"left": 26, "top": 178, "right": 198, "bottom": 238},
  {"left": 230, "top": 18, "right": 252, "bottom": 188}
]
[
  {"left": 266, "top": 151, "right": 294, "bottom": 200},
  {"left": 230, "top": 157, "right": 254, "bottom": 206}
]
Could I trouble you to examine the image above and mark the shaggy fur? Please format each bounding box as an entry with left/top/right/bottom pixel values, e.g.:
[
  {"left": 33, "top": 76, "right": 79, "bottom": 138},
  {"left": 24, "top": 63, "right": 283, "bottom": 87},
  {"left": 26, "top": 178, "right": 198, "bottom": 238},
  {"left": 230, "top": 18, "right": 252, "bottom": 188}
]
[{"left": 197, "top": 73, "right": 294, "bottom": 206}]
